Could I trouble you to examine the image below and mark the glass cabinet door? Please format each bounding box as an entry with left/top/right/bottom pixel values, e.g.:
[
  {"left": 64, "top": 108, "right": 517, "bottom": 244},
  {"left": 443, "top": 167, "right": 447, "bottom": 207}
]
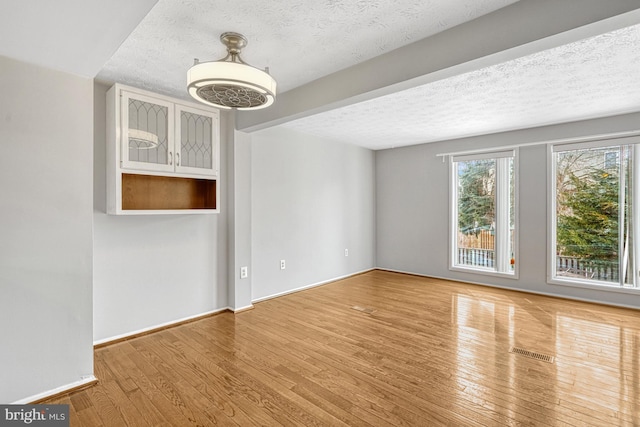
[
  {"left": 121, "top": 91, "right": 175, "bottom": 173},
  {"left": 175, "top": 104, "right": 218, "bottom": 177}
]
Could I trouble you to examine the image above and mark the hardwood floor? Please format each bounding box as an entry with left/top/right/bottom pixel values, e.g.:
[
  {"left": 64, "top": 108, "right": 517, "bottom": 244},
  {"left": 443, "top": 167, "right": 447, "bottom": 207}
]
[{"left": 47, "top": 270, "right": 640, "bottom": 426}]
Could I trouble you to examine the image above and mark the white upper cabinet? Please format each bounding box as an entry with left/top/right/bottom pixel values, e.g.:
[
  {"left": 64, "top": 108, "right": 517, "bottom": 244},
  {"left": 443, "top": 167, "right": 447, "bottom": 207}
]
[
  {"left": 106, "top": 84, "right": 220, "bottom": 215},
  {"left": 119, "top": 86, "right": 219, "bottom": 178}
]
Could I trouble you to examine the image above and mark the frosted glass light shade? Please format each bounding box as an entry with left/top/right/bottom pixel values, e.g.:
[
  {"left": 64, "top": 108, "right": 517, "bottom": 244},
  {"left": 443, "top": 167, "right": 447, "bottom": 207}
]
[{"left": 187, "top": 61, "right": 276, "bottom": 110}]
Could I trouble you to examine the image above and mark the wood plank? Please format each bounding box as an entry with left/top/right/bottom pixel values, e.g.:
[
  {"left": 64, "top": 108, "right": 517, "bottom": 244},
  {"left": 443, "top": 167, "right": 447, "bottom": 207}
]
[{"left": 40, "top": 270, "right": 640, "bottom": 426}]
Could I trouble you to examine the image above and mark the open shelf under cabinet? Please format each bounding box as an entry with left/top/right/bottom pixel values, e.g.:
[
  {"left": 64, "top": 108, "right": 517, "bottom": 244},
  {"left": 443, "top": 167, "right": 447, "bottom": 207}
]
[{"left": 121, "top": 174, "right": 217, "bottom": 211}]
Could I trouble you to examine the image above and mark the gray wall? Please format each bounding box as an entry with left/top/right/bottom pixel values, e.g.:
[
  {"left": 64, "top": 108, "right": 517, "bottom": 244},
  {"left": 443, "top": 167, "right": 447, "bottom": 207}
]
[
  {"left": 251, "top": 127, "right": 376, "bottom": 301},
  {"left": 0, "top": 56, "right": 94, "bottom": 402},
  {"left": 92, "top": 83, "right": 229, "bottom": 342},
  {"left": 227, "top": 125, "right": 253, "bottom": 310},
  {"left": 376, "top": 112, "right": 640, "bottom": 308}
]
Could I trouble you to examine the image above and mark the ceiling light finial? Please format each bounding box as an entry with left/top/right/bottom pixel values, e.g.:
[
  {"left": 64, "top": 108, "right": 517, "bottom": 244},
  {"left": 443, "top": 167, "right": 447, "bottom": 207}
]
[{"left": 187, "top": 32, "right": 276, "bottom": 110}]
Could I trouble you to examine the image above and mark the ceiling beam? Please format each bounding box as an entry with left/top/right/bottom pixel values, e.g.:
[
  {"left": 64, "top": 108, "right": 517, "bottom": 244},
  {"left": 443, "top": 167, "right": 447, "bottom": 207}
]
[{"left": 237, "top": 0, "right": 640, "bottom": 132}]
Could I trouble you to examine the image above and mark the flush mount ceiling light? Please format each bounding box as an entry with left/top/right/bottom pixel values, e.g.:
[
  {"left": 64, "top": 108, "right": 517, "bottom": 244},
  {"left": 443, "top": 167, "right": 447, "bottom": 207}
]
[{"left": 187, "top": 32, "right": 277, "bottom": 110}]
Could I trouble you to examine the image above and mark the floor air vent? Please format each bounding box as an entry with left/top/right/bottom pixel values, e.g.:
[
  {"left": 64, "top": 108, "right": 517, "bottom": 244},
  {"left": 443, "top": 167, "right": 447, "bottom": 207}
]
[
  {"left": 509, "top": 346, "right": 555, "bottom": 363},
  {"left": 352, "top": 305, "right": 375, "bottom": 314}
]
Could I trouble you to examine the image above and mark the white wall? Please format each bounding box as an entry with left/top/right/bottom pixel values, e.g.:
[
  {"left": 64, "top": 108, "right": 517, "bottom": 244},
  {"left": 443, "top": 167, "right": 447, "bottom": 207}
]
[
  {"left": 376, "top": 112, "right": 640, "bottom": 308},
  {"left": 0, "top": 56, "right": 94, "bottom": 402},
  {"left": 92, "top": 83, "right": 229, "bottom": 342},
  {"left": 251, "top": 127, "right": 376, "bottom": 301}
]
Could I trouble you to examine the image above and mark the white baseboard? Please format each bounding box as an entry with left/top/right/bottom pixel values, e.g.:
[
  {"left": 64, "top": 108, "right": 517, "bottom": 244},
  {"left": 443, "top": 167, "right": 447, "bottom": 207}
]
[
  {"left": 231, "top": 304, "right": 254, "bottom": 313},
  {"left": 93, "top": 307, "right": 229, "bottom": 346},
  {"left": 375, "top": 267, "right": 640, "bottom": 311},
  {"left": 12, "top": 375, "right": 97, "bottom": 404},
  {"left": 252, "top": 268, "right": 375, "bottom": 303}
]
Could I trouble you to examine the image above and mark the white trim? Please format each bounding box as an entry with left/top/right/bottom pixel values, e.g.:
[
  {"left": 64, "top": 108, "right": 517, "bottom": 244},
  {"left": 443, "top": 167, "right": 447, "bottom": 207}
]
[
  {"left": 634, "top": 144, "right": 640, "bottom": 288},
  {"left": 449, "top": 265, "right": 517, "bottom": 280},
  {"left": 512, "top": 150, "right": 520, "bottom": 278},
  {"left": 93, "top": 307, "right": 228, "bottom": 346},
  {"left": 106, "top": 208, "right": 219, "bottom": 216},
  {"left": 548, "top": 277, "right": 640, "bottom": 295},
  {"left": 436, "top": 130, "right": 640, "bottom": 158},
  {"left": 495, "top": 156, "right": 510, "bottom": 273},
  {"left": 449, "top": 150, "right": 518, "bottom": 276},
  {"left": 452, "top": 149, "right": 515, "bottom": 162},
  {"left": 231, "top": 304, "right": 254, "bottom": 313},
  {"left": 552, "top": 135, "right": 640, "bottom": 152},
  {"left": 251, "top": 268, "right": 375, "bottom": 303},
  {"left": 375, "top": 268, "right": 640, "bottom": 311},
  {"left": 449, "top": 157, "right": 458, "bottom": 276},
  {"left": 12, "top": 375, "right": 97, "bottom": 404},
  {"left": 618, "top": 145, "right": 626, "bottom": 285},
  {"left": 546, "top": 144, "right": 556, "bottom": 284}
]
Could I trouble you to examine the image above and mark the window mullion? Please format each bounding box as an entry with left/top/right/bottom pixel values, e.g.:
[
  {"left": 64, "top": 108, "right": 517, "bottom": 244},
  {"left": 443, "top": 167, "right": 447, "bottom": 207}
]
[
  {"left": 451, "top": 159, "right": 459, "bottom": 270},
  {"left": 496, "top": 158, "right": 509, "bottom": 272},
  {"left": 620, "top": 146, "right": 626, "bottom": 288},
  {"left": 633, "top": 145, "right": 640, "bottom": 288}
]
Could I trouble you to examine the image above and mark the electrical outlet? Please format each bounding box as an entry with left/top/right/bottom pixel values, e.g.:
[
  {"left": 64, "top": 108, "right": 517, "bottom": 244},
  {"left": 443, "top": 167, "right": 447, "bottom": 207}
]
[
  {"left": 345, "top": 248, "right": 349, "bottom": 257},
  {"left": 240, "top": 266, "right": 248, "bottom": 279},
  {"left": 280, "top": 259, "right": 286, "bottom": 270}
]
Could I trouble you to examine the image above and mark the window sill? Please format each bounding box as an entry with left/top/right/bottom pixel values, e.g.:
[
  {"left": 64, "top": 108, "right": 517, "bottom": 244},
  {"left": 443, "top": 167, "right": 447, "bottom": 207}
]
[
  {"left": 548, "top": 277, "right": 640, "bottom": 295},
  {"left": 450, "top": 265, "right": 518, "bottom": 280}
]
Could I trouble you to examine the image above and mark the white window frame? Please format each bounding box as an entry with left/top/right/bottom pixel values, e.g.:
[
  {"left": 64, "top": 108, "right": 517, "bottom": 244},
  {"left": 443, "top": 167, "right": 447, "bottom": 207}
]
[
  {"left": 449, "top": 149, "right": 519, "bottom": 279},
  {"left": 547, "top": 136, "right": 640, "bottom": 294}
]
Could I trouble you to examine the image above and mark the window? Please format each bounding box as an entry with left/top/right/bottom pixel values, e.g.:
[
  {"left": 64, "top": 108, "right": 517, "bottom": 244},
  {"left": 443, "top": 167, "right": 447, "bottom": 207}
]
[
  {"left": 550, "top": 138, "right": 640, "bottom": 290},
  {"left": 450, "top": 150, "right": 517, "bottom": 276}
]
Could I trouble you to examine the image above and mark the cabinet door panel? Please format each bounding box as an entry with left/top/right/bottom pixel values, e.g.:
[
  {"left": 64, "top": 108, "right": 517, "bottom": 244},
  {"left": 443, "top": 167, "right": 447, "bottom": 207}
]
[
  {"left": 175, "top": 104, "right": 218, "bottom": 177},
  {"left": 121, "top": 91, "right": 175, "bottom": 173}
]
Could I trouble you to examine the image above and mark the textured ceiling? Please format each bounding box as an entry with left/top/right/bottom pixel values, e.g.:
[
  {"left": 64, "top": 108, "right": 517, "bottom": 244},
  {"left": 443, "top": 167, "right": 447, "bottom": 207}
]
[
  {"left": 2, "top": 1, "right": 639, "bottom": 151},
  {"left": 96, "top": 0, "right": 518, "bottom": 97},
  {"left": 282, "top": 23, "right": 640, "bottom": 149}
]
